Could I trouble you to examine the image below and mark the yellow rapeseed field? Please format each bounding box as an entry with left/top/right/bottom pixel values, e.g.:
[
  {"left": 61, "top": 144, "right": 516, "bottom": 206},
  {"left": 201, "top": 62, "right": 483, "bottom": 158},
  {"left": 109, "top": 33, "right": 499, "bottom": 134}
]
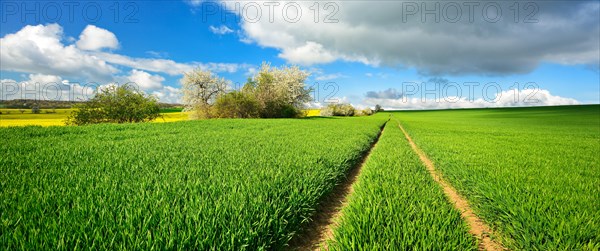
[
  {"left": 0, "top": 109, "right": 190, "bottom": 127},
  {"left": 154, "top": 112, "right": 190, "bottom": 123},
  {"left": 0, "top": 109, "right": 318, "bottom": 127},
  {"left": 0, "top": 109, "right": 73, "bottom": 127},
  {"left": 304, "top": 109, "right": 321, "bottom": 117}
]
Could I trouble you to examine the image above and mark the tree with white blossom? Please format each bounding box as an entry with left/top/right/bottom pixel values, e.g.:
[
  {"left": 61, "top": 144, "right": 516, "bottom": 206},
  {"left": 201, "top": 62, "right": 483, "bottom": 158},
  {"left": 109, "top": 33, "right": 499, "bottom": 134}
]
[
  {"left": 181, "top": 68, "right": 229, "bottom": 119},
  {"left": 243, "top": 63, "right": 312, "bottom": 118},
  {"left": 182, "top": 63, "right": 312, "bottom": 119}
]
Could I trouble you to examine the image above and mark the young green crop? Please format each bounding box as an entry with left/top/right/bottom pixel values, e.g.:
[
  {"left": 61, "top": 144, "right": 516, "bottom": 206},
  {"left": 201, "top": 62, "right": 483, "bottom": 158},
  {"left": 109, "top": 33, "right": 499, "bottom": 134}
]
[
  {"left": 329, "top": 119, "right": 478, "bottom": 250},
  {"left": 0, "top": 115, "right": 387, "bottom": 249},
  {"left": 393, "top": 105, "right": 600, "bottom": 250}
]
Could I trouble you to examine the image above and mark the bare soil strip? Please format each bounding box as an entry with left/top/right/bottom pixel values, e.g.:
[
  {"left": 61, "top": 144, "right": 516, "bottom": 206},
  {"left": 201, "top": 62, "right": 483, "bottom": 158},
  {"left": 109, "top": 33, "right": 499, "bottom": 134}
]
[
  {"left": 288, "top": 121, "right": 388, "bottom": 251},
  {"left": 397, "top": 123, "right": 505, "bottom": 251}
]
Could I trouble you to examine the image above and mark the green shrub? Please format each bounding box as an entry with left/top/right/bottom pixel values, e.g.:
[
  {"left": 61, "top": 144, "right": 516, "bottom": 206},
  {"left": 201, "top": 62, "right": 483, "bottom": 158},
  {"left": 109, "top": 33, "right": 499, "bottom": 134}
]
[
  {"left": 212, "top": 91, "right": 260, "bottom": 118},
  {"left": 359, "top": 107, "right": 374, "bottom": 116},
  {"left": 31, "top": 106, "right": 41, "bottom": 114},
  {"left": 66, "top": 85, "right": 160, "bottom": 125},
  {"left": 321, "top": 103, "right": 356, "bottom": 116}
]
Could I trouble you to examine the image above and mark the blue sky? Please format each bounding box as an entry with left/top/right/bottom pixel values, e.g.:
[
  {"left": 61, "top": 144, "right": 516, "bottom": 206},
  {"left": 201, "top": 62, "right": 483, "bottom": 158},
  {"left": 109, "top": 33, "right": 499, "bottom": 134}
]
[{"left": 1, "top": 1, "right": 598, "bottom": 109}]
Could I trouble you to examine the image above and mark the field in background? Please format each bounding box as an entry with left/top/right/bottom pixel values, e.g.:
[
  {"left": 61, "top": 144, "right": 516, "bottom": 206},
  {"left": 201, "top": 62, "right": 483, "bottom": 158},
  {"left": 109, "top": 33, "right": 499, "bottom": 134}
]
[
  {"left": 0, "top": 109, "right": 320, "bottom": 127},
  {"left": 0, "top": 108, "right": 190, "bottom": 127},
  {"left": 304, "top": 109, "right": 321, "bottom": 116},
  {"left": 0, "top": 109, "right": 75, "bottom": 126},
  {"left": 155, "top": 111, "right": 190, "bottom": 122}
]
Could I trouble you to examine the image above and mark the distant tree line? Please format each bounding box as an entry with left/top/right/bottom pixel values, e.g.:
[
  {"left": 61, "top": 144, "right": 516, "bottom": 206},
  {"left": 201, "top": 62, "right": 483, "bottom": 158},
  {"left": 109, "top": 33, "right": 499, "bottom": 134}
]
[
  {"left": 0, "top": 99, "right": 181, "bottom": 109},
  {"left": 320, "top": 103, "right": 383, "bottom": 117},
  {"left": 0, "top": 99, "right": 82, "bottom": 109}
]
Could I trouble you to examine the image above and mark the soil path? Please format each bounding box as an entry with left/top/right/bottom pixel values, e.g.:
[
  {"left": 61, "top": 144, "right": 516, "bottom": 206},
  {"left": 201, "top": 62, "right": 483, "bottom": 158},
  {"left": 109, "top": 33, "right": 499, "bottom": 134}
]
[
  {"left": 288, "top": 122, "right": 387, "bottom": 250},
  {"left": 397, "top": 123, "right": 505, "bottom": 251}
]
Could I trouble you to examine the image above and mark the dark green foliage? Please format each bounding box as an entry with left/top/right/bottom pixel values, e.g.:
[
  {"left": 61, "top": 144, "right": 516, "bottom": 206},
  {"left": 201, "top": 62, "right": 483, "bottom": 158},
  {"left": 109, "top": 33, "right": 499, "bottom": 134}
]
[
  {"left": 220, "top": 80, "right": 305, "bottom": 119},
  {"left": 212, "top": 91, "right": 260, "bottom": 118},
  {"left": 159, "top": 108, "right": 184, "bottom": 113},
  {"left": 259, "top": 100, "right": 300, "bottom": 118},
  {"left": 31, "top": 105, "right": 41, "bottom": 114},
  {"left": 0, "top": 99, "right": 82, "bottom": 109},
  {"left": 66, "top": 85, "right": 160, "bottom": 125}
]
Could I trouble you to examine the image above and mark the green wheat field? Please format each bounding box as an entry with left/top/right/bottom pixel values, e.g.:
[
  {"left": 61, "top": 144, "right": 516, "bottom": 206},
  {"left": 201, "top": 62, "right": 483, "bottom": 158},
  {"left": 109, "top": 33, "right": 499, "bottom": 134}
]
[{"left": 1, "top": 105, "right": 599, "bottom": 250}]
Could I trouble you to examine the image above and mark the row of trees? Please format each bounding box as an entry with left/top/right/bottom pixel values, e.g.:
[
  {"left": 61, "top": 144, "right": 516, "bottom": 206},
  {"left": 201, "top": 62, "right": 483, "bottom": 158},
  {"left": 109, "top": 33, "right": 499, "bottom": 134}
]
[
  {"left": 320, "top": 103, "right": 383, "bottom": 117},
  {"left": 65, "top": 62, "right": 383, "bottom": 125},
  {"left": 182, "top": 63, "right": 312, "bottom": 119}
]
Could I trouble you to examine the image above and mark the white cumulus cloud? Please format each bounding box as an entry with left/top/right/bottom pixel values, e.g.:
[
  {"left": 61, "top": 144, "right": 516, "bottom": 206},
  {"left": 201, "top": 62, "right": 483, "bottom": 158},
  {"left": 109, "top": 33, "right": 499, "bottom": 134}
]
[
  {"left": 0, "top": 23, "right": 250, "bottom": 103},
  {"left": 92, "top": 52, "right": 245, "bottom": 75},
  {"left": 27, "top": 73, "right": 63, "bottom": 84},
  {"left": 1, "top": 24, "right": 247, "bottom": 79},
  {"left": 76, "top": 25, "right": 119, "bottom": 51},
  {"left": 1, "top": 76, "right": 96, "bottom": 101},
  {"left": 0, "top": 24, "right": 118, "bottom": 81},
  {"left": 124, "top": 69, "right": 165, "bottom": 90},
  {"left": 279, "top": 41, "right": 337, "bottom": 65},
  {"left": 152, "top": 86, "right": 182, "bottom": 104}
]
